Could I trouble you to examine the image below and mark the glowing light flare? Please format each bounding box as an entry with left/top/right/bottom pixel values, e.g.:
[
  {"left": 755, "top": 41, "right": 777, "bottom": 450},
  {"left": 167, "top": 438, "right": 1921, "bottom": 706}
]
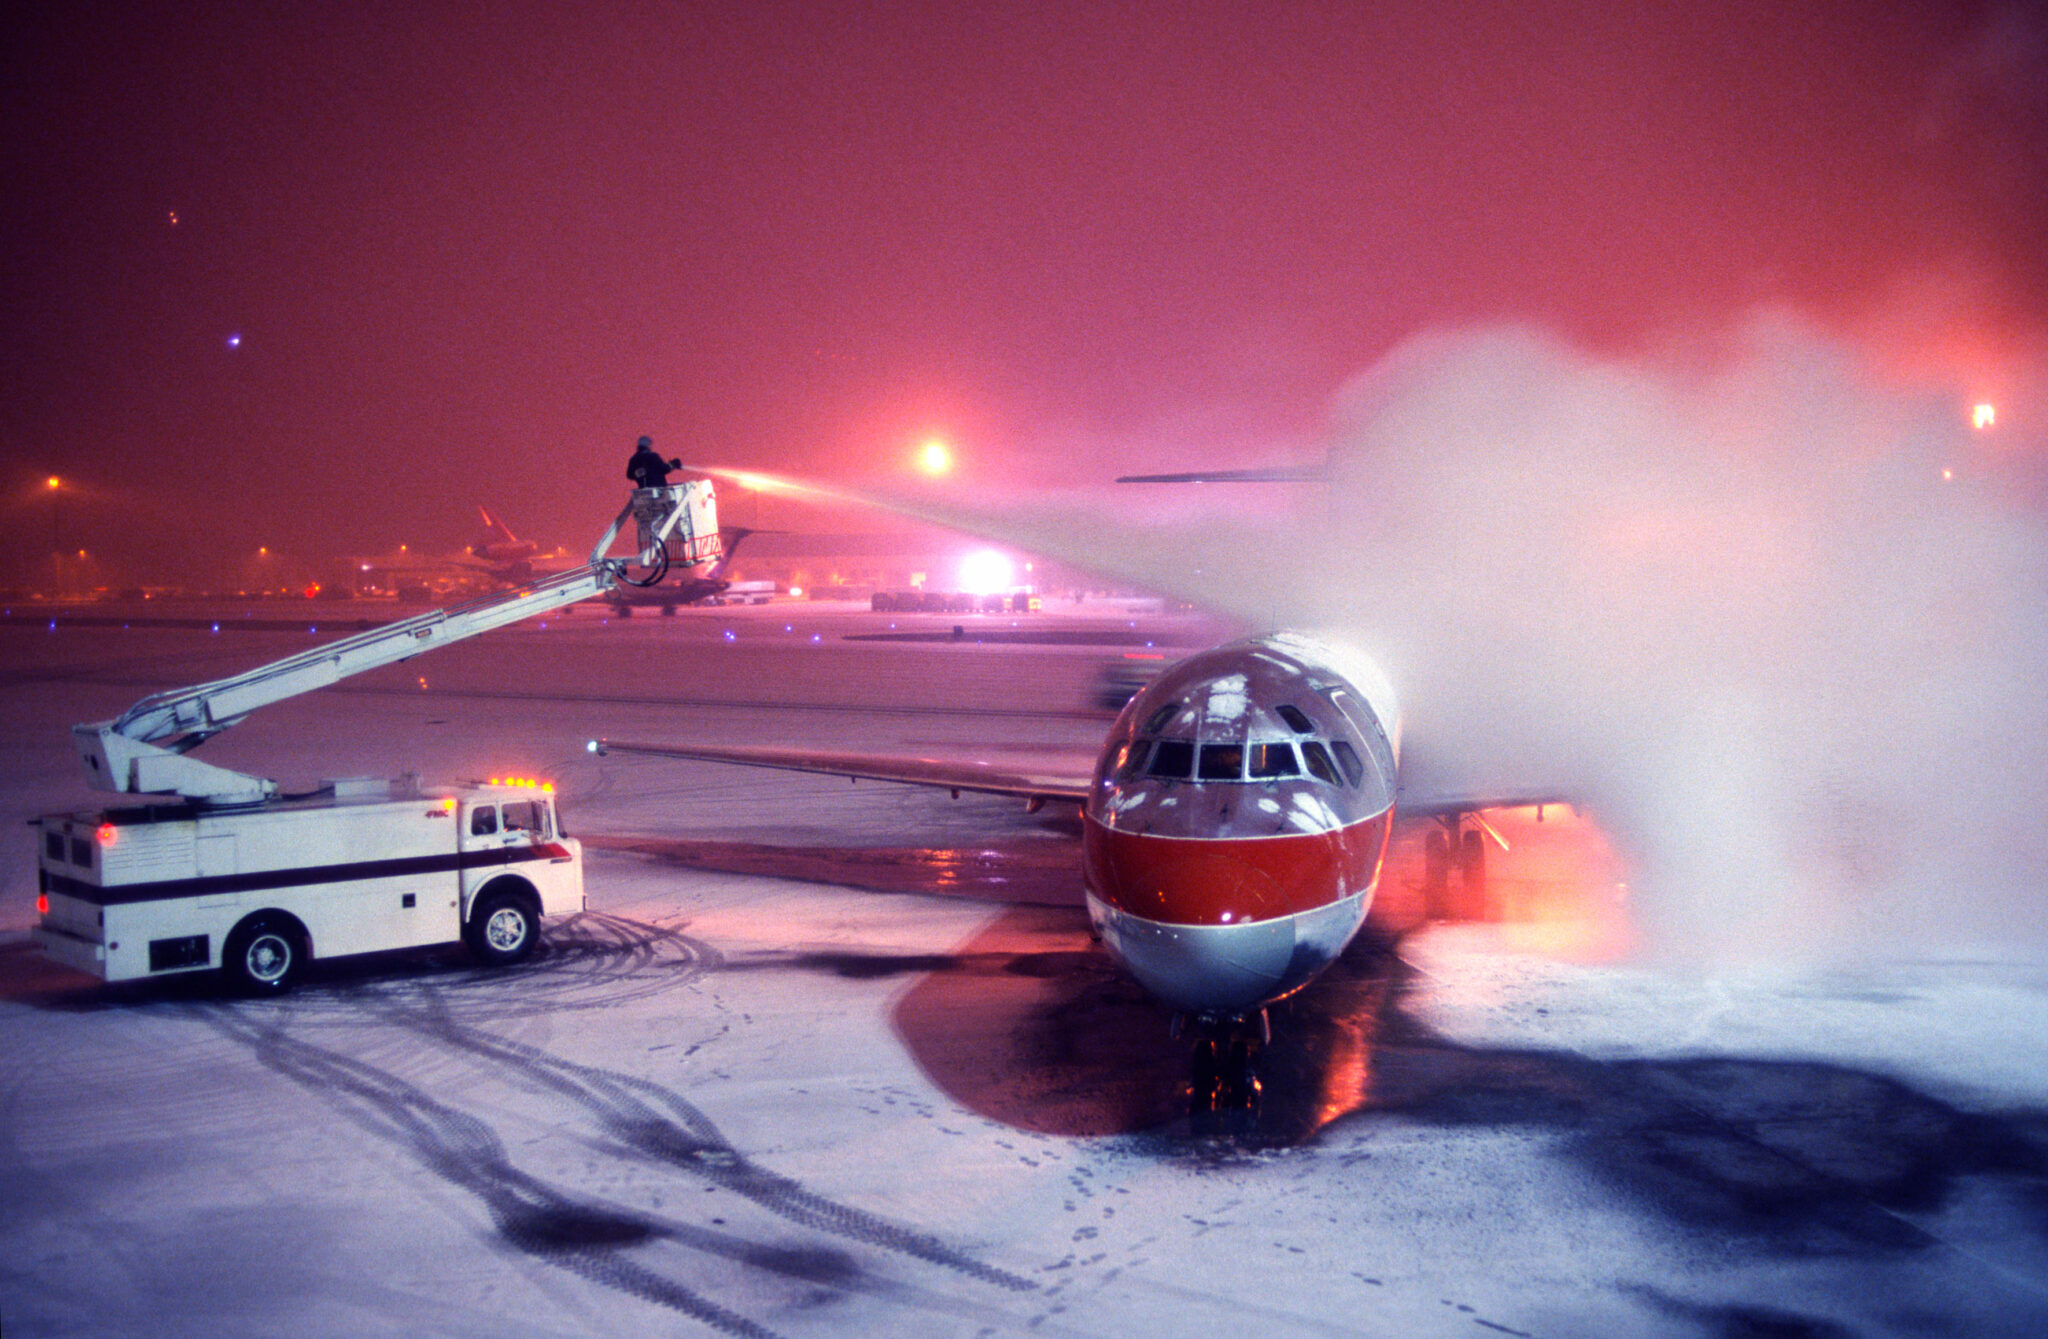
[
  {"left": 1974, "top": 402, "right": 1996, "bottom": 430},
  {"left": 35, "top": 892, "right": 48, "bottom": 917},
  {"left": 915, "top": 439, "right": 954, "bottom": 477},
  {"left": 96, "top": 823, "right": 117, "bottom": 847},
  {"left": 957, "top": 549, "right": 1014, "bottom": 595},
  {"left": 45, "top": 476, "right": 60, "bottom": 490}
]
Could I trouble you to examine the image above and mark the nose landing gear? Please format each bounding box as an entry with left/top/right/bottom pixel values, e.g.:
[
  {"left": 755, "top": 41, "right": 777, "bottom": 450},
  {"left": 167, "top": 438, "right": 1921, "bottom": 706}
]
[{"left": 1178, "top": 1009, "right": 1270, "bottom": 1128}]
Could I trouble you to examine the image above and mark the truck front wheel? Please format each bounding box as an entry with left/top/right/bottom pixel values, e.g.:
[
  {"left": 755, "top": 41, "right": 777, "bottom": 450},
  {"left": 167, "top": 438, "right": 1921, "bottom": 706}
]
[
  {"left": 466, "top": 887, "right": 539, "bottom": 967},
  {"left": 224, "top": 915, "right": 304, "bottom": 994}
]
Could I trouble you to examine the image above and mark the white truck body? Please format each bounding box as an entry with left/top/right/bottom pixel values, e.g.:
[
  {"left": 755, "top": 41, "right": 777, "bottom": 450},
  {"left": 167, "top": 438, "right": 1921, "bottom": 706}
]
[{"left": 34, "top": 780, "right": 583, "bottom": 984}]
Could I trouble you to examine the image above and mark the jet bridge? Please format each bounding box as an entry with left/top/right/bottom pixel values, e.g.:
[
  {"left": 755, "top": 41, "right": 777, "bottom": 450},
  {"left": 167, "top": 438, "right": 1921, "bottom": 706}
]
[{"left": 72, "top": 482, "right": 711, "bottom": 805}]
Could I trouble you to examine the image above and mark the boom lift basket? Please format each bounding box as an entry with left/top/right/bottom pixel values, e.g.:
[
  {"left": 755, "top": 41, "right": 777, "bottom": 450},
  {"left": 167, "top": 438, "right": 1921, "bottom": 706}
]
[{"left": 589, "top": 481, "right": 721, "bottom": 588}]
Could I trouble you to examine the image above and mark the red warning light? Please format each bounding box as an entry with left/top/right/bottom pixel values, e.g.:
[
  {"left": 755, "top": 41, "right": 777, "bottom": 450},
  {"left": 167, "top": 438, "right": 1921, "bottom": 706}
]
[
  {"left": 36, "top": 892, "right": 49, "bottom": 916},
  {"left": 96, "top": 823, "right": 117, "bottom": 847}
]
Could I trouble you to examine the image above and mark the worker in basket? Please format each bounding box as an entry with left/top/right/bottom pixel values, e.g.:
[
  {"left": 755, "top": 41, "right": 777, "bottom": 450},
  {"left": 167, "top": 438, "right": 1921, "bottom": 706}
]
[{"left": 626, "top": 435, "right": 681, "bottom": 489}]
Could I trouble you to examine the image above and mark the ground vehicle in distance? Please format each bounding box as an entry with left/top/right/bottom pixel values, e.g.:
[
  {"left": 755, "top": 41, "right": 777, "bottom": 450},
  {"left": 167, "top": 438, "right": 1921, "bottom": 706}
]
[
  {"left": 870, "top": 589, "right": 1040, "bottom": 614},
  {"left": 35, "top": 778, "right": 579, "bottom": 992},
  {"left": 31, "top": 482, "right": 703, "bottom": 991}
]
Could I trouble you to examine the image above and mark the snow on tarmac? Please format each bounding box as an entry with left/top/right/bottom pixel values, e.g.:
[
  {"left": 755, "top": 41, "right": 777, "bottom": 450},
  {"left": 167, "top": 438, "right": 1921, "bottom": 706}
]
[{"left": 2, "top": 606, "right": 2046, "bottom": 1337}]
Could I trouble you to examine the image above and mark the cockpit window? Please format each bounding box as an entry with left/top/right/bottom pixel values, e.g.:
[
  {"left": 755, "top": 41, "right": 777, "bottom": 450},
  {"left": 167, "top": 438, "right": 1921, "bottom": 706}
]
[
  {"left": 1247, "top": 742, "right": 1299, "bottom": 778},
  {"left": 1197, "top": 743, "right": 1244, "bottom": 781},
  {"left": 1143, "top": 702, "right": 1180, "bottom": 734},
  {"left": 1146, "top": 739, "right": 1195, "bottom": 779},
  {"left": 1300, "top": 741, "right": 1340, "bottom": 786},
  {"left": 1331, "top": 740, "right": 1366, "bottom": 787},
  {"left": 1276, "top": 703, "right": 1314, "bottom": 734}
]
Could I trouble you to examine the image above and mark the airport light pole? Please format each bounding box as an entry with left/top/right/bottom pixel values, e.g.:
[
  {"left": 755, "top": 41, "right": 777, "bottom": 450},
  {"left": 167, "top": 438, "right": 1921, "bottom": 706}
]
[{"left": 46, "top": 476, "right": 62, "bottom": 557}]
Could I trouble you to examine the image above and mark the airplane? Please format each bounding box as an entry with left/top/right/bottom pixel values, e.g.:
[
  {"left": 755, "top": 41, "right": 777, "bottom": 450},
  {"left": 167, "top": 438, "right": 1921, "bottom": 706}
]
[
  {"left": 592, "top": 467, "right": 1560, "bottom": 1108},
  {"left": 468, "top": 505, "right": 550, "bottom": 581},
  {"left": 351, "top": 507, "right": 570, "bottom": 597}
]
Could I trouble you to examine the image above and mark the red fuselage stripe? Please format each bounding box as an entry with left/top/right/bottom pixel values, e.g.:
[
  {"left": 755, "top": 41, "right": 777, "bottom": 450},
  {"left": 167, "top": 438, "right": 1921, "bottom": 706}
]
[{"left": 1081, "top": 812, "right": 1389, "bottom": 927}]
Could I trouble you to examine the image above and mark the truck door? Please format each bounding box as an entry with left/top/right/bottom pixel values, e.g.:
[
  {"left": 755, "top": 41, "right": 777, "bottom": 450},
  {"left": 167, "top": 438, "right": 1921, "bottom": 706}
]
[{"left": 461, "top": 801, "right": 526, "bottom": 909}]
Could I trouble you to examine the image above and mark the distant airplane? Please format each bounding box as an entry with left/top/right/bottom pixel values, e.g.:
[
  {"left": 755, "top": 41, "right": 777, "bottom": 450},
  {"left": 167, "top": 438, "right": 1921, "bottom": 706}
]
[
  {"left": 351, "top": 507, "right": 571, "bottom": 596},
  {"left": 468, "top": 505, "right": 548, "bottom": 581},
  {"left": 594, "top": 467, "right": 1561, "bottom": 1109}
]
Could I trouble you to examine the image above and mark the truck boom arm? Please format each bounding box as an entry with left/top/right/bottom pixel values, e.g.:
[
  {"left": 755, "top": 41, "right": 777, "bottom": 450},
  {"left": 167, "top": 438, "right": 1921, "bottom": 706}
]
[{"left": 73, "top": 484, "right": 709, "bottom": 803}]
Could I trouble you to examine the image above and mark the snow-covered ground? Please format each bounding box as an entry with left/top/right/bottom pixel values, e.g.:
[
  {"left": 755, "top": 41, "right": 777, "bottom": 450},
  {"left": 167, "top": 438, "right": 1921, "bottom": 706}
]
[{"left": 3, "top": 606, "right": 2046, "bottom": 1337}]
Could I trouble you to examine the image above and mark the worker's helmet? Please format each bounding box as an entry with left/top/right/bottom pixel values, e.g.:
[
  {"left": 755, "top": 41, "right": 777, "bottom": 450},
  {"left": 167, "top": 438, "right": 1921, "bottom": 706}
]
[{"left": 637, "top": 435, "right": 653, "bottom": 449}]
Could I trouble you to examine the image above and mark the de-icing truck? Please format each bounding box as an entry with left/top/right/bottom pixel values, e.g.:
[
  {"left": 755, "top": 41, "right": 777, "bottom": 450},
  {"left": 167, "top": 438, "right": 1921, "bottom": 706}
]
[{"left": 31, "top": 481, "right": 722, "bottom": 992}]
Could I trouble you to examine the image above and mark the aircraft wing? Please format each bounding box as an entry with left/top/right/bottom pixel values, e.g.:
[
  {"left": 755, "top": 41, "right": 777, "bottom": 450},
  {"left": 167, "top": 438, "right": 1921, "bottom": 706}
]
[
  {"left": 593, "top": 739, "right": 1095, "bottom": 805},
  {"left": 1113, "top": 466, "right": 1326, "bottom": 484},
  {"left": 1392, "top": 742, "right": 1574, "bottom": 819}
]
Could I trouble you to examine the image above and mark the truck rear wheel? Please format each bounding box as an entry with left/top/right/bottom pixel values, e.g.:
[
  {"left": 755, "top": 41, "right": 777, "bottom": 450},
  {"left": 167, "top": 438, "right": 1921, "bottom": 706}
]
[
  {"left": 224, "top": 915, "right": 304, "bottom": 994},
  {"left": 466, "top": 887, "right": 539, "bottom": 967}
]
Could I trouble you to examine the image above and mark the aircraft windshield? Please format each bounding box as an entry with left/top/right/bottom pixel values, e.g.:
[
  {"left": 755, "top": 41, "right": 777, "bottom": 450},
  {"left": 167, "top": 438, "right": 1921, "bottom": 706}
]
[
  {"left": 1198, "top": 744, "right": 1244, "bottom": 780},
  {"left": 1248, "top": 742, "right": 1299, "bottom": 778},
  {"left": 1146, "top": 739, "right": 1195, "bottom": 779},
  {"left": 1300, "top": 741, "right": 1340, "bottom": 785}
]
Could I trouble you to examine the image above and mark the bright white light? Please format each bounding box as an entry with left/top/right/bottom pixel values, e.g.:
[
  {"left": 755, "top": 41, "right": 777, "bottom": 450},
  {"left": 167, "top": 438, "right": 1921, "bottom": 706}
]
[
  {"left": 916, "top": 439, "right": 953, "bottom": 476},
  {"left": 958, "top": 549, "right": 1013, "bottom": 595},
  {"left": 1973, "top": 402, "right": 1995, "bottom": 430}
]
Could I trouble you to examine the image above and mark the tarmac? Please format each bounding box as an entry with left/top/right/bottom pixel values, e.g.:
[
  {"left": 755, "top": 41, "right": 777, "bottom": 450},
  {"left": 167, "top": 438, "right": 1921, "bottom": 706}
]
[{"left": 2, "top": 599, "right": 2046, "bottom": 1337}]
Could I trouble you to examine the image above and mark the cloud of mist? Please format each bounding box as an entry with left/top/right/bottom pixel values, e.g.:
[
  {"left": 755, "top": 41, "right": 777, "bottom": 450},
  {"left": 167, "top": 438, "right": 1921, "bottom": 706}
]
[
  {"left": 1300, "top": 318, "right": 2048, "bottom": 968},
  {"left": 725, "top": 314, "right": 2048, "bottom": 967}
]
